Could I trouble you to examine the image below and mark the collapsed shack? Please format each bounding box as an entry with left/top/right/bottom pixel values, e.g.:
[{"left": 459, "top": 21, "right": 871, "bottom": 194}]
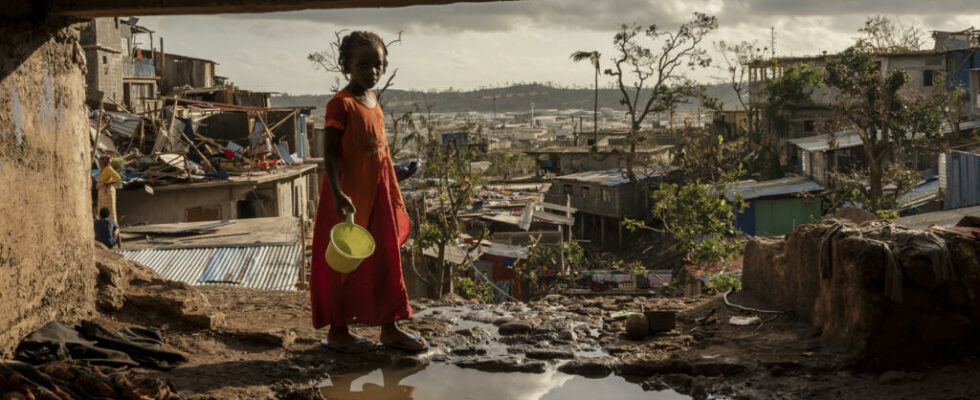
[
  {"left": 89, "top": 95, "right": 317, "bottom": 224},
  {"left": 742, "top": 216, "right": 980, "bottom": 369}
]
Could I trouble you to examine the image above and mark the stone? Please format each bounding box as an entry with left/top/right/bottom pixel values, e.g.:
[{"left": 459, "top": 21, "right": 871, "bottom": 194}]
[
  {"left": 690, "top": 377, "right": 710, "bottom": 400},
  {"left": 456, "top": 356, "right": 546, "bottom": 373},
  {"left": 492, "top": 317, "right": 514, "bottom": 326},
  {"left": 529, "top": 333, "right": 558, "bottom": 343},
  {"left": 620, "top": 358, "right": 692, "bottom": 377},
  {"left": 640, "top": 378, "right": 670, "bottom": 391},
  {"left": 499, "top": 321, "right": 533, "bottom": 336},
  {"left": 525, "top": 348, "right": 575, "bottom": 360},
  {"left": 878, "top": 370, "right": 908, "bottom": 384},
  {"left": 557, "top": 329, "right": 577, "bottom": 341},
  {"left": 690, "top": 358, "right": 747, "bottom": 377},
  {"left": 557, "top": 357, "right": 618, "bottom": 378},
  {"left": 645, "top": 310, "right": 677, "bottom": 332},
  {"left": 625, "top": 315, "right": 649, "bottom": 340},
  {"left": 451, "top": 346, "right": 488, "bottom": 356},
  {"left": 663, "top": 373, "right": 694, "bottom": 394}
]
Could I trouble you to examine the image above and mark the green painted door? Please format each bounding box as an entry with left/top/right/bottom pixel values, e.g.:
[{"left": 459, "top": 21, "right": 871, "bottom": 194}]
[{"left": 754, "top": 198, "right": 822, "bottom": 236}]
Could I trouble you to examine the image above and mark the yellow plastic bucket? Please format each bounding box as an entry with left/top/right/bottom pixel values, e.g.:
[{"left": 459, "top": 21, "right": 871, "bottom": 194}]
[{"left": 326, "top": 213, "right": 375, "bottom": 273}]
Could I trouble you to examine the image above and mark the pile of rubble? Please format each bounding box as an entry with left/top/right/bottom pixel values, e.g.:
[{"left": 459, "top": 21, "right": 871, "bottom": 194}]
[{"left": 90, "top": 100, "right": 310, "bottom": 189}]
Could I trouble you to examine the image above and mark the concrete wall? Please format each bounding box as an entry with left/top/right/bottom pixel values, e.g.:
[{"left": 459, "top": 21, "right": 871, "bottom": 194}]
[
  {"left": 116, "top": 171, "right": 313, "bottom": 225},
  {"left": 80, "top": 18, "right": 124, "bottom": 104},
  {"left": 0, "top": 20, "right": 96, "bottom": 355},
  {"left": 116, "top": 184, "right": 254, "bottom": 225}
]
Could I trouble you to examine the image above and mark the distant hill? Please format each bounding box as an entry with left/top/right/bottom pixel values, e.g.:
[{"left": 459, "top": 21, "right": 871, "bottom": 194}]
[{"left": 272, "top": 82, "right": 740, "bottom": 116}]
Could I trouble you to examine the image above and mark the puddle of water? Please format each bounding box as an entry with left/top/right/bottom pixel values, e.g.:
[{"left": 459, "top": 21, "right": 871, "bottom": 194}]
[{"left": 318, "top": 364, "right": 687, "bottom": 400}]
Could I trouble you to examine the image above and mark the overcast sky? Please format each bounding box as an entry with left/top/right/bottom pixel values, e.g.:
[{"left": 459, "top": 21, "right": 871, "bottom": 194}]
[{"left": 137, "top": 0, "right": 980, "bottom": 95}]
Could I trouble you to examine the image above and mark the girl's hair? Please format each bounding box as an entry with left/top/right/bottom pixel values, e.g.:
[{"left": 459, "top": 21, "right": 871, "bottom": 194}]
[{"left": 338, "top": 31, "right": 388, "bottom": 74}]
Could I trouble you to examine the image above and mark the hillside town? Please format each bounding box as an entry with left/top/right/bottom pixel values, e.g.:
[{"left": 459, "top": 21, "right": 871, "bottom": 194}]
[{"left": 2, "top": 1, "right": 980, "bottom": 400}]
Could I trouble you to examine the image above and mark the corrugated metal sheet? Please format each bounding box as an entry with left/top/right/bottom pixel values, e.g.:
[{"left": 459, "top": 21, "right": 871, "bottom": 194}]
[
  {"left": 790, "top": 121, "right": 980, "bottom": 153},
  {"left": 727, "top": 176, "right": 824, "bottom": 200},
  {"left": 557, "top": 168, "right": 667, "bottom": 187},
  {"left": 116, "top": 244, "right": 302, "bottom": 291},
  {"left": 898, "top": 179, "right": 940, "bottom": 210},
  {"left": 199, "top": 247, "right": 259, "bottom": 284},
  {"left": 945, "top": 150, "right": 980, "bottom": 210},
  {"left": 480, "top": 242, "right": 527, "bottom": 259}
]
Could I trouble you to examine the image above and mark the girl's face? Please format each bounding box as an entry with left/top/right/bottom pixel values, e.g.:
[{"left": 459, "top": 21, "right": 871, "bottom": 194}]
[{"left": 348, "top": 44, "right": 385, "bottom": 90}]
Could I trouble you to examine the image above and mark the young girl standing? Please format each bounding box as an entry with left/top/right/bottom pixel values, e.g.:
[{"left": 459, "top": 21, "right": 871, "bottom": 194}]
[{"left": 310, "top": 31, "right": 427, "bottom": 353}]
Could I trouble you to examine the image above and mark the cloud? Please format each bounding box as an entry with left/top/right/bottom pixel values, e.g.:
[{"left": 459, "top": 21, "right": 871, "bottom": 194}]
[
  {"left": 139, "top": 2, "right": 980, "bottom": 93},
  {"left": 215, "top": 0, "right": 980, "bottom": 34}
]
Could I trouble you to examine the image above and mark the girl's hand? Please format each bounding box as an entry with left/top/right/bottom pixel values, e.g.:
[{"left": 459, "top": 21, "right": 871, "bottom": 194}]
[{"left": 335, "top": 192, "right": 355, "bottom": 219}]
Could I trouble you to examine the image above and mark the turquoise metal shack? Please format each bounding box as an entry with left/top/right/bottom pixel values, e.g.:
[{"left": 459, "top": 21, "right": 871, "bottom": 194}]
[{"left": 727, "top": 176, "right": 824, "bottom": 236}]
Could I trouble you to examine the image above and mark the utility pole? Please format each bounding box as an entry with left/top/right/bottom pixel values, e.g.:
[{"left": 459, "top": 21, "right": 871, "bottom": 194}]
[
  {"left": 770, "top": 26, "right": 776, "bottom": 59},
  {"left": 491, "top": 89, "right": 496, "bottom": 129},
  {"left": 529, "top": 102, "right": 535, "bottom": 128}
]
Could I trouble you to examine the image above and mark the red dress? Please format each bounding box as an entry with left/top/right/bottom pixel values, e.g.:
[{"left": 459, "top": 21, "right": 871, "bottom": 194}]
[{"left": 310, "top": 90, "right": 412, "bottom": 328}]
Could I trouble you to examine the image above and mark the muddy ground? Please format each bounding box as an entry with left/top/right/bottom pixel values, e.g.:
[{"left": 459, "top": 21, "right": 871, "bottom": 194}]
[{"left": 86, "top": 284, "right": 980, "bottom": 400}]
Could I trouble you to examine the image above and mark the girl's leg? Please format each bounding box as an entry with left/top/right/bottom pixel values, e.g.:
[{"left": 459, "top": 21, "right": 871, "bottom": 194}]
[{"left": 380, "top": 322, "right": 427, "bottom": 351}]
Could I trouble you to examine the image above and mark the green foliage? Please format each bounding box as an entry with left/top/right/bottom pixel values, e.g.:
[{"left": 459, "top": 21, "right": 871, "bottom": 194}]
[
  {"left": 650, "top": 166, "right": 747, "bottom": 266},
  {"left": 485, "top": 151, "right": 535, "bottom": 178},
  {"left": 522, "top": 239, "right": 585, "bottom": 290},
  {"left": 455, "top": 277, "right": 494, "bottom": 302},
  {"left": 825, "top": 164, "right": 919, "bottom": 215},
  {"left": 762, "top": 63, "right": 823, "bottom": 139},
  {"left": 704, "top": 271, "right": 742, "bottom": 294},
  {"left": 408, "top": 119, "right": 485, "bottom": 296},
  {"left": 672, "top": 129, "right": 747, "bottom": 182},
  {"left": 824, "top": 44, "right": 944, "bottom": 213}
]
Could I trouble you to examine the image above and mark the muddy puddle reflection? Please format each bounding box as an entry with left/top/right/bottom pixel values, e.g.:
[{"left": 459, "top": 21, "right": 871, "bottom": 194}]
[{"left": 317, "top": 364, "right": 687, "bottom": 400}]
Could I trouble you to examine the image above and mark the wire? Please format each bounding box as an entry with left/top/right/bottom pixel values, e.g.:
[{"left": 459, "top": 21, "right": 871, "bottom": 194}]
[{"left": 723, "top": 288, "right": 787, "bottom": 314}]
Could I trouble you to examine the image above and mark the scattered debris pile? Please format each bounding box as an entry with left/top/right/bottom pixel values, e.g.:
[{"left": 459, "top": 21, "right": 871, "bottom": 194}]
[
  {"left": 90, "top": 99, "right": 312, "bottom": 189},
  {"left": 743, "top": 217, "right": 980, "bottom": 369}
]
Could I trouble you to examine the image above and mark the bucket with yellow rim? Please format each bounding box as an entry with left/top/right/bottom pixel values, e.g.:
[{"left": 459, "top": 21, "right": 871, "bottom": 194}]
[{"left": 325, "top": 213, "right": 375, "bottom": 273}]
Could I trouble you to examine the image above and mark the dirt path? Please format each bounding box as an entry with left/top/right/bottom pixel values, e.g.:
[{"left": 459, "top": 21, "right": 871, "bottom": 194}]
[{"left": 92, "top": 287, "right": 980, "bottom": 399}]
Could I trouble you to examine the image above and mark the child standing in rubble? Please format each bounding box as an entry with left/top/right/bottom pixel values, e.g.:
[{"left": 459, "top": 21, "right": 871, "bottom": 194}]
[{"left": 310, "top": 31, "right": 427, "bottom": 353}]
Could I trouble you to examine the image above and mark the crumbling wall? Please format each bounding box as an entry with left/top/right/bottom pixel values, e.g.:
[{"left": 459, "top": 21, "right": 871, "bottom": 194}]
[
  {"left": 0, "top": 19, "right": 96, "bottom": 356},
  {"left": 744, "top": 220, "right": 980, "bottom": 369},
  {"left": 742, "top": 226, "right": 823, "bottom": 321}
]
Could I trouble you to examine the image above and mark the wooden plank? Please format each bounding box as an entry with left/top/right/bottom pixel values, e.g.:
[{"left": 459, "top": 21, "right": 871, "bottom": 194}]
[{"left": 538, "top": 201, "right": 577, "bottom": 214}]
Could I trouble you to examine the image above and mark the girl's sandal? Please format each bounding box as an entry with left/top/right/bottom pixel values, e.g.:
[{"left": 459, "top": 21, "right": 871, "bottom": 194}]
[{"left": 383, "top": 335, "right": 429, "bottom": 353}]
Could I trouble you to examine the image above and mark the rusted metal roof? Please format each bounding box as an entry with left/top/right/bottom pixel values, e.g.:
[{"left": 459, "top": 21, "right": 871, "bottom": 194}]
[{"left": 116, "top": 243, "right": 302, "bottom": 291}]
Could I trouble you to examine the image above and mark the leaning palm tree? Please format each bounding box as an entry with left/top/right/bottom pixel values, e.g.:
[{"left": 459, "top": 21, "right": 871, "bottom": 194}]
[{"left": 570, "top": 50, "right": 601, "bottom": 145}]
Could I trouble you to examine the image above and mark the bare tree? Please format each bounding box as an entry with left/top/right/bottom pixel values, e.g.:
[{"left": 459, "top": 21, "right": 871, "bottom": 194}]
[
  {"left": 715, "top": 40, "right": 767, "bottom": 136},
  {"left": 605, "top": 13, "right": 718, "bottom": 182},
  {"left": 856, "top": 16, "right": 924, "bottom": 54}
]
